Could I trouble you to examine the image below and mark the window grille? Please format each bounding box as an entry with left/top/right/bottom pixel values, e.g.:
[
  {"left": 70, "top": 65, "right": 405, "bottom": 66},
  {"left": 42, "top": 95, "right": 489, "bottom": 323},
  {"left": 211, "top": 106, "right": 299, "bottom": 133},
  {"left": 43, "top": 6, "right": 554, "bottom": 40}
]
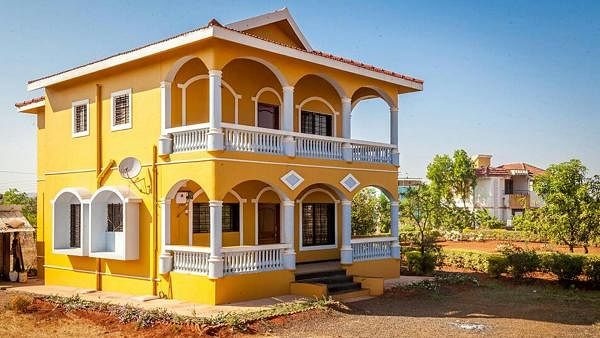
[
  {"left": 301, "top": 111, "right": 332, "bottom": 136},
  {"left": 192, "top": 203, "right": 240, "bottom": 233},
  {"left": 302, "top": 203, "right": 335, "bottom": 246},
  {"left": 70, "top": 204, "right": 81, "bottom": 248},
  {"left": 112, "top": 92, "right": 130, "bottom": 127},
  {"left": 107, "top": 203, "right": 123, "bottom": 232},
  {"left": 73, "top": 104, "right": 88, "bottom": 134}
]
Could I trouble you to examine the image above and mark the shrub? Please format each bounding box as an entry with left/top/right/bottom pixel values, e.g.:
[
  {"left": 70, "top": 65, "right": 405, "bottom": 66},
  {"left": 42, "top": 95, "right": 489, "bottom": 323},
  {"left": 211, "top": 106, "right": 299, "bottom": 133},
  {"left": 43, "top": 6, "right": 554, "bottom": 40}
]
[
  {"left": 406, "top": 251, "right": 439, "bottom": 275},
  {"left": 584, "top": 256, "right": 600, "bottom": 286},
  {"left": 499, "top": 246, "right": 540, "bottom": 280},
  {"left": 458, "top": 229, "right": 548, "bottom": 243},
  {"left": 441, "top": 249, "right": 507, "bottom": 277},
  {"left": 542, "top": 253, "right": 585, "bottom": 285},
  {"left": 487, "top": 255, "right": 509, "bottom": 277},
  {"left": 6, "top": 294, "right": 34, "bottom": 313}
]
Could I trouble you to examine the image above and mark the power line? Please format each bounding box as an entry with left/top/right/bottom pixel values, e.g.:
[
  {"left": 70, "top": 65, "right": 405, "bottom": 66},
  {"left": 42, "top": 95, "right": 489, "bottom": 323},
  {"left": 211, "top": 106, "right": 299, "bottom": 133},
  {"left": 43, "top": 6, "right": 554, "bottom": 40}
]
[{"left": 0, "top": 170, "right": 36, "bottom": 175}]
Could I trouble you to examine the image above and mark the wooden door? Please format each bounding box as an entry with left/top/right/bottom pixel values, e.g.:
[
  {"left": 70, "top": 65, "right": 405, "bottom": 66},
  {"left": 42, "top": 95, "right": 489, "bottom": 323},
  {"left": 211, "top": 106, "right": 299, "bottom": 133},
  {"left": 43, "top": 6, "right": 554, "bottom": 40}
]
[
  {"left": 258, "top": 203, "right": 280, "bottom": 244},
  {"left": 257, "top": 103, "right": 280, "bottom": 130}
]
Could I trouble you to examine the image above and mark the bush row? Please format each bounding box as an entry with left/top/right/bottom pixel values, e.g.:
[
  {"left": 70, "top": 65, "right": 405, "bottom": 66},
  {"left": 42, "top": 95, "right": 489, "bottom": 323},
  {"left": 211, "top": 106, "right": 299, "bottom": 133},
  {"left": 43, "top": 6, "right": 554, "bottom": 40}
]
[
  {"left": 399, "top": 229, "right": 549, "bottom": 244},
  {"left": 441, "top": 248, "right": 600, "bottom": 285}
]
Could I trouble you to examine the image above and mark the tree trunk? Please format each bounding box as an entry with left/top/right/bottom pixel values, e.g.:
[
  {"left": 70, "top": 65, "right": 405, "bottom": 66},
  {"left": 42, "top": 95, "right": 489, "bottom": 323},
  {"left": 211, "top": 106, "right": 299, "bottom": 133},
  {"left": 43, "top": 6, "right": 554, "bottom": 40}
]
[
  {"left": 569, "top": 244, "right": 574, "bottom": 253},
  {"left": 584, "top": 245, "right": 589, "bottom": 254}
]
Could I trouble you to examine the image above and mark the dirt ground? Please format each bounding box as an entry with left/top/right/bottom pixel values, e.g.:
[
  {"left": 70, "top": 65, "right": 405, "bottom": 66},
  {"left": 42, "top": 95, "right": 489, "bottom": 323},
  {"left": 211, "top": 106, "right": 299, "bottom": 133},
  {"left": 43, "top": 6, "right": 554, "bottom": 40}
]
[
  {"left": 438, "top": 240, "right": 600, "bottom": 255},
  {"left": 262, "top": 275, "right": 600, "bottom": 337}
]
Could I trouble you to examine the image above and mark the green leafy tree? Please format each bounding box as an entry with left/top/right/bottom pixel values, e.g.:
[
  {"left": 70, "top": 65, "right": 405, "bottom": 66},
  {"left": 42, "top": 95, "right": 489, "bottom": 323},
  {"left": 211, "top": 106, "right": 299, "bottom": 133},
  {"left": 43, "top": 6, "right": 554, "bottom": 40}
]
[
  {"left": 1, "top": 188, "right": 37, "bottom": 226},
  {"left": 581, "top": 175, "right": 600, "bottom": 253},
  {"left": 351, "top": 188, "right": 379, "bottom": 236},
  {"left": 533, "top": 160, "right": 598, "bottom": 252},
  {"left": 377, "top": 194, "right": 391, "bottom": 233}
]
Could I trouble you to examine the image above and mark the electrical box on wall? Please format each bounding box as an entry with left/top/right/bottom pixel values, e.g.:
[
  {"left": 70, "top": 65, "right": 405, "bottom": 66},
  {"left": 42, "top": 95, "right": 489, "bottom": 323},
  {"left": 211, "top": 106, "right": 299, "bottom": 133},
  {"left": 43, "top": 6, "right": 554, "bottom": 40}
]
[{"left": 175, "top": 191, "right": 191, "bottom": 204}]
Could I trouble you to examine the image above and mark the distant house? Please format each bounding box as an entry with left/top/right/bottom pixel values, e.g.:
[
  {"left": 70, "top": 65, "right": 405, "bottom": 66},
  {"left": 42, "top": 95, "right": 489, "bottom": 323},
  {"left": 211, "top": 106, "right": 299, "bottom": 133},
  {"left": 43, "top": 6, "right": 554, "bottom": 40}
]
[
  {"left": 397, "top": 177, "right": 424, "bottom": 201},
  {"left": 472, "top": 155, "right": 545, "bottom": 225}
]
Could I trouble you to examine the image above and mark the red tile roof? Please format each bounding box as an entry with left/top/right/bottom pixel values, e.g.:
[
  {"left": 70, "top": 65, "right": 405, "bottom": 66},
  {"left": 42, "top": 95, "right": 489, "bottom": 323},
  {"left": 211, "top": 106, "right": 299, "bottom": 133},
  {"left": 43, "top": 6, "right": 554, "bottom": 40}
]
[
  {"left": 28, "top": 18, "right": 423, "bottom": 86},
  {"left": 497, "top": 163, "right": 546, "bottom": 176},
  {"left": 475, "top": 166, "right": 511, "bottom": 177},
  {"left": 15, "top": 96, "right": 44, "bottom": 108}
]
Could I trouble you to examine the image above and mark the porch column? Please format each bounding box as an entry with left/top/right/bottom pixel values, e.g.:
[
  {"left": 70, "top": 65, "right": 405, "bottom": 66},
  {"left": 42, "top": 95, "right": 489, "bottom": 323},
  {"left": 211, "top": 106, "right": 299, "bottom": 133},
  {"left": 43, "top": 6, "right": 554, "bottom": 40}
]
[
  {"left": 282, "top": 86, "right": 296, "bottom": 157},
  {"left": 207, "top": 70, "right": 224, "bottom": 151},
  {"left": 342, "top": 97, "right": 352, "bottom": 139},
  {"left": 390, "top": 106, "right": 399, "bottom": 166},
  {"left": 282, "top": 200, "right": 296, "bottom": 270},
  {"left": 340, "top": 200, "right": 353, "bottom": 264},
  {"left": 158, "top": 199, "right": 173, "bottom": 274},
  {"left": 390, "top": 201, "right": 401, "bottom": 259},
  {"left": 158, "top": 81, "right": 173, "bottom": 155},
  {"left": 208, "top": 200, "right": 223, "bottom": 279}
]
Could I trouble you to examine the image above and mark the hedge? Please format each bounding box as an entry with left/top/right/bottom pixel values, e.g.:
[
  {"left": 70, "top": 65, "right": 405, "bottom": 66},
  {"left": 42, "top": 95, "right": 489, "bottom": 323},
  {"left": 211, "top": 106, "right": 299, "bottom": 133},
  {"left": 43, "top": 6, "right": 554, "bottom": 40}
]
[
  {"left": 400, "top": 229, "right": 549, "bottom": 244},
  {"left": 442, "top": 248, "right": 600, "bottom": 285}
]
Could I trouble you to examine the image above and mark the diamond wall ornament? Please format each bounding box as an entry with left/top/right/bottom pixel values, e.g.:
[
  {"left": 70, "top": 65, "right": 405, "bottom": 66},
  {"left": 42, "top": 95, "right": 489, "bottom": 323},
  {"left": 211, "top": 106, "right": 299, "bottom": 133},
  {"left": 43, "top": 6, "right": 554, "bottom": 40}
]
[
  {"left": 281, "top": 170, "right": 304, "bottom": 190},
  {"left": 340, "top": 173, "right": 360, "bottom": 192}
]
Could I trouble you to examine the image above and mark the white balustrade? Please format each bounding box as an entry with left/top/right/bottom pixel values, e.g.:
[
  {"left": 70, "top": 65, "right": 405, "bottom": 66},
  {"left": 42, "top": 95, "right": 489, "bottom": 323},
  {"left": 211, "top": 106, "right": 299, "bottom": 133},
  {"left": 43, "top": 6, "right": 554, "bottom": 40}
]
[
  {"left": 222, "top": 244, "right": 287, "bottom": 275},
  {"left": 168, "top": 245, "right": 210, "bottom": 274},
  {"left": 296, "top": 135, "right": 343, "bottom": 160},
  {"left": 224, "top": 126, "right": 284, "bottom": 155},
  {"left": 170, "top": 124, "right": 209, "bottom": 153},
  {"left": 352, "top": 143, "right": 394, "bottom": 164},
  {"left": 351, "top": 237, "right": 395, "bottom": 261}
]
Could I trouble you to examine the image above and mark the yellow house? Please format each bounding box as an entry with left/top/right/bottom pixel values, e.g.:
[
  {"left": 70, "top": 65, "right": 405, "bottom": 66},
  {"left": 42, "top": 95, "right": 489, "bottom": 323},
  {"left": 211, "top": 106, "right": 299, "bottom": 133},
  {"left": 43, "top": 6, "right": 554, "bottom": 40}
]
[{"left": 15, "top": 9, "right": 423, "bottom": 304}]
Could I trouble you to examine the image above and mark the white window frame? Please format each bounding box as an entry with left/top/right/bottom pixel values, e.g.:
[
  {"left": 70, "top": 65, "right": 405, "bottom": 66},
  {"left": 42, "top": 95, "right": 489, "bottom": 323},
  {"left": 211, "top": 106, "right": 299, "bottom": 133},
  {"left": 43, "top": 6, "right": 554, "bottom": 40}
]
[
  {"left": 111, "top": 88, "right": 132, "bottom": 131},
  {"left": 71, "top": 99, "right": 90, "bottom": 137}
]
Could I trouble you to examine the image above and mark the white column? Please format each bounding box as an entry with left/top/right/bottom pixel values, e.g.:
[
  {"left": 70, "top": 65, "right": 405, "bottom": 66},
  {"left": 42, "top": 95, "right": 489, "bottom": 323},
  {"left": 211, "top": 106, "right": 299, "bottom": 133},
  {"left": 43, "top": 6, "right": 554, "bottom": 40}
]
[
  {"left": 282, "top": 86, "right": 296, "bottom": 157},
  {"left": 158, "top": 81, "right": 173, "bottom": 155},
  {"left": 390, "top": 201, "right": 401, "bottom": 259},
  {"left": 158, "top": 200, "right": 172, "bottom": 274},
  {"left": 340, "top": 200, "right": 353, "bottom": 264},
  {"left": 342, "top": 97, "right": 352, "bottom": 139},
  {"left": 282, "top": 200, "right": 296, "bottom": 270},
  {"left": 390, "top": 106, "right": 399, "bottom": 166},
  {"left": 207, "top": 70, "right": 224, "bottom": 151},
  {"left": 208, "top": 200, "right": 223, "bottom": 279}
]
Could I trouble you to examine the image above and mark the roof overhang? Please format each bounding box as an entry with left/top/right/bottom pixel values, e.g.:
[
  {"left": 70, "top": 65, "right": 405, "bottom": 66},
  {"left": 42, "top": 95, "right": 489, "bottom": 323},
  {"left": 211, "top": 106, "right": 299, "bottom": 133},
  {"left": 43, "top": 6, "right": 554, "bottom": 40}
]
[
  {"left": 26, "top": 24, "right": 423, "bottom": 92},
  {"left": 16, "top": 98, "right": 45, "bottom": 113},
  {"left": 226, "top": 8, "right": 313, "bottom": 52}
]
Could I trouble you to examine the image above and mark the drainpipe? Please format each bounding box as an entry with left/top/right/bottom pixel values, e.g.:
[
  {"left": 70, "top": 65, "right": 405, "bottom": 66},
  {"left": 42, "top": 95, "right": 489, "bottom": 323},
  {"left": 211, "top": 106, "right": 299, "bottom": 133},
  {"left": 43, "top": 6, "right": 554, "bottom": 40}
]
[
  {"left": 151, "top": 145, "right": 158, "bottom": 296},
  {"left": 95, "top": 84, "right": 102, "bottom": 291}
]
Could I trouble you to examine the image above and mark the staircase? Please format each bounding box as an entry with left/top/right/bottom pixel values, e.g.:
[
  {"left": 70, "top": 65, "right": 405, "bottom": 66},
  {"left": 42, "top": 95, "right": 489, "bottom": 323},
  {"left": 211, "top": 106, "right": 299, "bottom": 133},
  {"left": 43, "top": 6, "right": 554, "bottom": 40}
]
[{"left": 294, "top": 268, "right": 370, "bottom": 301}]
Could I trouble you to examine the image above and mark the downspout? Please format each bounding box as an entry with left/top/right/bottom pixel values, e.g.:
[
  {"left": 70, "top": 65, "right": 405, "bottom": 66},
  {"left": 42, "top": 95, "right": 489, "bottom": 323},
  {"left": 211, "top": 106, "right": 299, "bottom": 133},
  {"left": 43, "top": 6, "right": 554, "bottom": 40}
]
[
  {"left": 151, "top": 145, "right": 158, "bottom": 296},
  {"left": 95, "top": 84, "right": 102, "bottom": 292}
]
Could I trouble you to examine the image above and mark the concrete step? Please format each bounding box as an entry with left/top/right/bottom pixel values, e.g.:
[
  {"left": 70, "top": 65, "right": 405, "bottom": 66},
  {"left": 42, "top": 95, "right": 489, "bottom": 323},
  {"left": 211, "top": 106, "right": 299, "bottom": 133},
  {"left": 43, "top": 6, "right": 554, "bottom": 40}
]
[
  {"left": 327, "top": 281, "right": 362, "bottom": 294},
  {"left": 295, "top": 269, "right": 346, "bottom": 281},
  {"left": 330, "top": 289, "right": 372, "bottom": 302},
  {"left": 297, "top": 274, "right": 354, "bottom": 285}
]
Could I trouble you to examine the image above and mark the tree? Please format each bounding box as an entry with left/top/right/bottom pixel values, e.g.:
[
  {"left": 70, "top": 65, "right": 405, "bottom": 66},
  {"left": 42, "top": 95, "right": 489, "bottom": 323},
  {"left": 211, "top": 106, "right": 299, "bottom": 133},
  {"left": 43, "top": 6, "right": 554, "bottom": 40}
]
[
  {"left": 1, "top": 188, "right": 37, "bottom": 226},
  {"left": 533, "top": 160, "right": 598, "bottom": 252},
  {"left": 351, "top": 188, "right": 380, "bottom": 235},
  {"left": 377, "top": 194, "right": 391, "bottom": 233}
]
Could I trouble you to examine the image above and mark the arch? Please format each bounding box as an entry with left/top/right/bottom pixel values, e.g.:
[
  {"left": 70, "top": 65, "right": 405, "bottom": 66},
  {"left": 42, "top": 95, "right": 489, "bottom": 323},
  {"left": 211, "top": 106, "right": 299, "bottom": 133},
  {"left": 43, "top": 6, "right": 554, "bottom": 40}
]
[
  {"left": 351, "top": 86, "right": 395, "bottom": 109},
  {"left": 176, "top": 75, "right": 241, "bottom": 125},
  {"left": 52, "top": 187, "right": 92, "bottom": 255},
  {"left": 296, "top": 96, "right": 339, "bottom": 136},
  {"left": 296, "top": 184, "right": 342, "bottom": 251},
  {"left": 352, "top": 185, "right": 395, "bottom": 201},
  {"left": 164, "top": 55, "right": 209, "bottom": 83},
  {"left": 252, "top": 86, "right": 283, "bottom": 127},
  {"left": 295, "top": 73, "right": 347, "bottom": 99},
  {"left": 227, "top": 56, "right": 289, "bottom": 87}
]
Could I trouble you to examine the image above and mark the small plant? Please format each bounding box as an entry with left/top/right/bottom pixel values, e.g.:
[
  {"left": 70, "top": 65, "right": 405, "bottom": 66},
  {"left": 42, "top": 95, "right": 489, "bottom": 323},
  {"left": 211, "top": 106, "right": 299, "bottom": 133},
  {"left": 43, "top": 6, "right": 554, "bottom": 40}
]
[
  {"left": 583, "top": 256, "right": 600, "bottom": 286},
  {"left": 542, "top": 253, "right": 585, "bottom": 285},
  {"left": 6, "top": 294, "right": 34, "bottom": 313},
  {"left": 487, "top": 255, "right": 508, "bottom": 277},
  {"left": 406, "top": 251, "right": 440, "bottom": 275},
  {"left": 498, "top": 246, "right": 540, "bottom": 280}
]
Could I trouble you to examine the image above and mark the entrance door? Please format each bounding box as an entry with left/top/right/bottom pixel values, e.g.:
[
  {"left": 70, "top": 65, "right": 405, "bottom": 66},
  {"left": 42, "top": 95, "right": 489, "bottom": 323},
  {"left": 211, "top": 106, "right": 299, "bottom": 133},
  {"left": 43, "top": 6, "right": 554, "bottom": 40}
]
[{"left": 258, "top": 203, "right": 280, "bottom": 244}]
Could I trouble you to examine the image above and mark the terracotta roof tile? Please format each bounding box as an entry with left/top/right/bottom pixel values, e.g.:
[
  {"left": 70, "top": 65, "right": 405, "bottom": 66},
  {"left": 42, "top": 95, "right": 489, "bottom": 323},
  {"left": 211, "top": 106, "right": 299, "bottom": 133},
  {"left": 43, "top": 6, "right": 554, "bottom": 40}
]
[
  {"left": 15, "top": 96, "right": 45, "bottom": 108},
  {"left": 28, "top": 20, "right": 423, "bottom": 86},
  {"left": 497, "top": 163, "right": 545, "bottom": 176}
]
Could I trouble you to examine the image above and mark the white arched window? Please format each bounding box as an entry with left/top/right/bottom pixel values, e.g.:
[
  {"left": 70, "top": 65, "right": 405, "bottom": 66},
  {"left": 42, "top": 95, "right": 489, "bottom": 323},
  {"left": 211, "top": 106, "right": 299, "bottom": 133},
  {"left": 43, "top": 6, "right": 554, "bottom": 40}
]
[
  {"left": 89, "top": 186, "right": 141, "bottom": 260},
  {"left": 52, "top": 188, "right": 91, "bottom": 256}
]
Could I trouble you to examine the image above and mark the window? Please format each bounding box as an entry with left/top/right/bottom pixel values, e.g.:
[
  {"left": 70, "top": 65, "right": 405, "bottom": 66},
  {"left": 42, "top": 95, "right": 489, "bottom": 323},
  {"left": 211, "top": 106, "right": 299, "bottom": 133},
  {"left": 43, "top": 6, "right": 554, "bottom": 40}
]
[
  {"left": 301, "top": 111, "right": 332, "bottom": 136},
  {"left": 302, "top": 203, "right": 335, "bottom": 246},
  {"left": 69, "top": 204, "right": 81, "bottom": 248},
  {"left": 505, "top": 179, "right": 514, "bottom": 194},
  {"left": 107, "top": 203, "right": 123, "bottom": 232},
  {"left": 192, "top": 203, "right": 240, "bottom": 233},
  {"left": 257, "top": 102, "right": 279, "bottom": 129},
  {"left": 111, "top": 89, "right": 132, "bottom": 131},
  {"left": 72, "top": 99, "right": 89, "bottom": 137}
]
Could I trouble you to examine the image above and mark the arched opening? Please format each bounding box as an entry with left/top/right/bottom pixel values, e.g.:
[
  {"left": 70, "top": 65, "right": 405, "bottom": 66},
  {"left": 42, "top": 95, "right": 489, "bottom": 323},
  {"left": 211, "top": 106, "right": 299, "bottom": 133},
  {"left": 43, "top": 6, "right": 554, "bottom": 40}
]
[
  {"left": 351, "top": 186, "right": 393, "bottom": 236},
  {"left": 294, "top": 74, "right": 344, "bottom": 136},
  {"left": 296, "top": 184, "right": 344, "bottom": 253},
  {"left": 221, "top": 58, "right": 285, "bottom": 129},
  {"left": 89, "top": 187, "right": 140, "bottom": 260},
  {"left": 351, "top": 87, "right": 395, "bottom": 143},
  {"left": 52, "top": 188, "right": 91, "bottom": 256}
]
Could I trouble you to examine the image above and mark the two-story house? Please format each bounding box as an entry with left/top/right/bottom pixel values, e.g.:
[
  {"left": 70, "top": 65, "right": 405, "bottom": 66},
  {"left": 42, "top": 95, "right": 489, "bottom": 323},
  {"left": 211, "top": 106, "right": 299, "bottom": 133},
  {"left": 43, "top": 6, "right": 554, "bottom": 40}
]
[
  {"left": 472, "top": 154, "right": 545, "bottom": 225},
  {"left": 15, "top": 9, "right": 423, "bottom": 304}
]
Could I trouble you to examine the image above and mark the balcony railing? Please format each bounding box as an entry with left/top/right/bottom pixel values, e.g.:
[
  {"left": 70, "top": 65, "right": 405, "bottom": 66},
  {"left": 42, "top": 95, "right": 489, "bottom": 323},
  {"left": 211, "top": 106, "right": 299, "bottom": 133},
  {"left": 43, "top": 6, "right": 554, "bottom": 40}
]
[
  {"left": 351, "top": 236, "right": 395, "bottom": 261},
  {"left": 165, "top": 122, "right": 396, "bottom": 164},
  {"left": 169, "top": 245, "right": 210, "bottom": 275},
  {"left": 222, "top": 244, "right": 287, "bottom": 275}
]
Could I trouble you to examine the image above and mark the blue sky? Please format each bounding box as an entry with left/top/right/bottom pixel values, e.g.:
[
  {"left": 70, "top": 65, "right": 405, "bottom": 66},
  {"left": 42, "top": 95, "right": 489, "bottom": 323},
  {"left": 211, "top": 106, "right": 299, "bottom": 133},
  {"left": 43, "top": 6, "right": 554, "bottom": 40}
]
[{"left": 1, "top": 0, "right": 599, "bottom": 192}]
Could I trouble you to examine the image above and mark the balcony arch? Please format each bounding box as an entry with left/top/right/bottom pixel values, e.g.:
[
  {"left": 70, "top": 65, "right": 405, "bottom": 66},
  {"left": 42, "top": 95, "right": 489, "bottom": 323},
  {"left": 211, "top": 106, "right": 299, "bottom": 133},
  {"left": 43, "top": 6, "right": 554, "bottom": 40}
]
[{"left": 52, "top": 187, "right": 91, "bottom": 256}]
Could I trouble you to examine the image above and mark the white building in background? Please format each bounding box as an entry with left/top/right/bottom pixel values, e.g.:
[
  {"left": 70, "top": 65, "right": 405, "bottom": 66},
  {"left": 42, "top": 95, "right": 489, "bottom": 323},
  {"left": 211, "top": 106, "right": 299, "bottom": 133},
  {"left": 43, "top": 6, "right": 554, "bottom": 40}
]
[{"left": 472, "top": 154, "right": 545, "bottom": 225}]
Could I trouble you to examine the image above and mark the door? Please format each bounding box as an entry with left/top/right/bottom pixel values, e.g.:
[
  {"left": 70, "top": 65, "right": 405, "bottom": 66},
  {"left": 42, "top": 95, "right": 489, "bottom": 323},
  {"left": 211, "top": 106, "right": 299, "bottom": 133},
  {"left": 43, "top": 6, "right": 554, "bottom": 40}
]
[
  {"left": 258, "top": 203, "right": 280, "bottom": 244},
  {"left": 257, "top": 103, "right": 280, "bottom": 130}
]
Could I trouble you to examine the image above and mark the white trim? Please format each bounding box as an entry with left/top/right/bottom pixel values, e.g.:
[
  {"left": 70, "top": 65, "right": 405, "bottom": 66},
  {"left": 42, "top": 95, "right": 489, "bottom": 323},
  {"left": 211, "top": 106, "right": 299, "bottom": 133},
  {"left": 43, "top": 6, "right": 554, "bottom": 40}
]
[
  {"left": 51, "top": 187, "right": 92, "bottom": 256},
  {"left": 188, "top": 189, "right": 206, "bottom": 245},
  {"left": 252, "top": 87, "right": 283, "bottom": 127},
  {"left": 296, "top": 96, "right": 338, "bottom": 137},
  {"left": 340, "top": 173, "right": 360, "bottom": 192},
  {"left": 226, "top": 8, "right": 313, "bottom": 52},
  {"left": 227, "top": 189, "right": 247, "bottom": 245},
  {"left": 27, "top": 25, "right": 422, "bottom": 92},
  {"left": 17, "top": 99, "right": 45, "bottom": 113},
  {"left": 297, "top": 188, "right": 339, "bottom": 252},
  {"left": 351, "top": 95, "right": 377, "bottom": 109},
  {"left": 280, "top": 170, "right": 304, "bottom": 190},
  {"left": 110, "top": 88, "right": 132, "bottom": 131},
  {"left": 252, "top": 186, "right": 284, "bottom": 245},
  {"left": 71, "top": 99, "right": 90, "bottom": 138},
  {"left": 176, "top": 76, "right": 241, "bottom": 125}
]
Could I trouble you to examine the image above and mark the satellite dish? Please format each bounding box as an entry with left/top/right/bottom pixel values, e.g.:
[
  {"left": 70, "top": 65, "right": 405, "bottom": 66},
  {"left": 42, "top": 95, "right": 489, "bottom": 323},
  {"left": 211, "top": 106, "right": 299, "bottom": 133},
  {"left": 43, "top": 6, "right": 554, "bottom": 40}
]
[{"left": 118, "top": 157, "right": 142, "bottom": 179}]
